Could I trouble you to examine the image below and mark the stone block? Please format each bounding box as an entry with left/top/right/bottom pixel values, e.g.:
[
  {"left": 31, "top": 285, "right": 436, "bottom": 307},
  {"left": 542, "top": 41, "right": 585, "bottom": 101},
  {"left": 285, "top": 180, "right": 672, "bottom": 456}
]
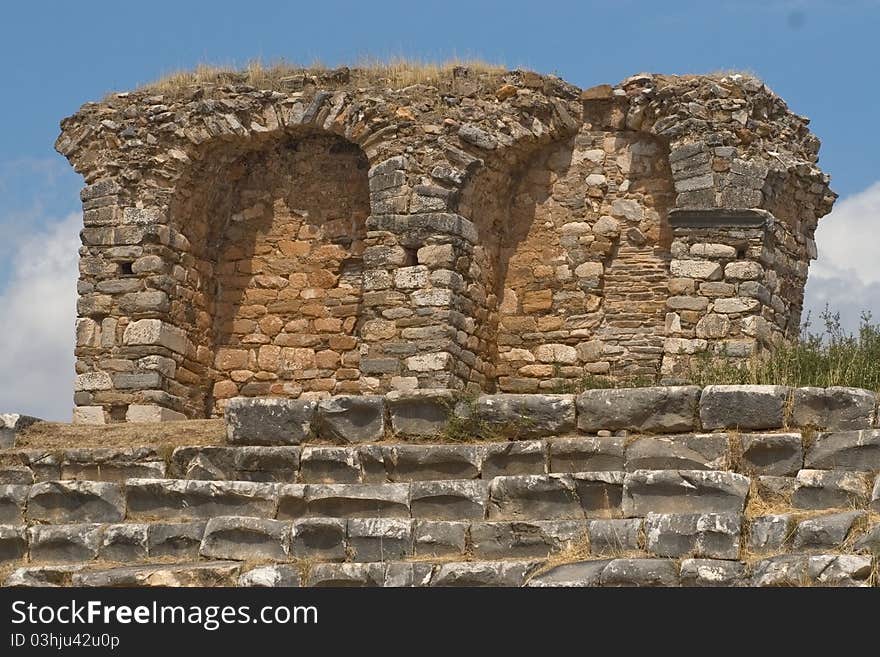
[
  {"left": 200, "top": 516, "right": 291, "bottom": 561},
  {"left": 791, "top": 387, "right": 875, "bottom": 430},
  {"left": 739, "top": 432, "right": 803, "bottom": 476},
  {"left": 679, "top": 559, "right": 746, "bottom": 587},
  {"left": 644, "top": 512, "right": 741, "bottom": 559},
  {"left": 572, "top": 472, "right": 625, "bottom": 518},
  {"left": 147, "top": 521, "right": 206, "bottom": 559},
  {"left": 488, "top": 474, "right": 582, "bottom": 520},
  {"left": 125, "top": 478, "right": 278, "bottom": 521},
  {"left": 699, "top": 385, "right": 789, "bottom": 430},
  {"left": 291, "top": 518, "right": 346, "bottom": 561},
  {"left": 410, "top": 480, "right": 488, "bottom": 519},
  {"left": 413, "top": 520, "right": 468, "bottom": 557},
  {"left": 470, "top": 520, "right": 587, "bottom": 558},
  {"left": 429, "top": 560, "right": 539, "bottom": 587},
  {"left": 600, "top": 558, "right": 679, "bottom": 587},
  {"left": 27, "top": 480, "right": 125, "bottom": 523},
  {"left": 0, "top": 414, "right": 41, "bottom": 449},
  {"left": 792, "top": 511, "right": 864, "bottom": 550},
  {"left": 576, "top": 386, "right": 700, "bottom": 433},
  {"left": 622, "top": 470, "right": 750, "bottom": 516},
  {"left": 385, "top": 389, "right": 454, "bottom": 437},
  {"left": 226, "top": 397, "right": 317, "bottom": 446},
  {"left": 625, "top": 434, "right": 729, "bottom": 471},
  {"left": 29, "top": 524, "right": 103, "bottom": 563},
  {"left": 72, "top": 562, "right": 241, "bottom": 587},
  {"left": 805, "top": 430, "right": 880, "bottom": 471},
  {"left": 99, "top": 523, "right": 148, "bottom": 561},
  {"left": 306, "top": 483, "right": 410, "bottom": 518},
  {"left": 474, "top": 394, "right": 575, "bottom": 438},
  {"left": 385, "top": 444, "right": 480, "bottom": 481},
  {"left": 549, "top": 436, "right": 625, "bottom": 472},
  {"left": 315, "top": 395, "right": 386, "bottom": 443},
  {"left": 747, "top": 515, "right": 792, "bottom": 554},
  {"left": 0, "top": 525, "right": 27, "bottom": 562},
  {"left": 347, "top": 518, "right": 413, "bottom": 561},
  {"left": 299, "top": 447, "right": 362, "bottom": 483},
  {"left": 791, "top": 469, "right": 870, "bottom": 510},
  {"left": 750, "top": 554, "right": 872, "bottom": 587},
  {"left": 526, "top": 559, "right": 611, "bottom": 587},
  {"left": 307, "top": 563, "right": 385, "bottom": 587},
  {"left": 481, "top": 441, "right": 547, "bottom": 478},
  {"left": 586, "top": 519, "right": 642, "bottom": 554},
  {"left": 0, "top": 485, "right": 28, "bottom": 524},
  {"left": 239, "top": 565, "right": 302, "bottom": 587}
]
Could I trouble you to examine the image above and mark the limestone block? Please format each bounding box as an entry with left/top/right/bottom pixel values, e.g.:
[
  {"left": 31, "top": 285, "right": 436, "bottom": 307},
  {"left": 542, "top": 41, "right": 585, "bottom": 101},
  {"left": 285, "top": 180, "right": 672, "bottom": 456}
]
[
  {"left": 577, "top": 386, "right": 701, "bottom": 433},
  {"left": 670, "top": 259, "right": 722, "bottom": 280},
  {"left": 385, "top": 389, "right": 454, "bottom": 437},
  {"left": 679, "top": 559, "right": 746, "bottom": 587},
  {"left": 644, "top": 512, "right": 741, "bottom": 559},
  {"left": 526, "top": 559, "right": 610, "bottom": 587},
  {"left": 475, "top": 394, "right": 575, "bottom": 438},
  {"left": 549, "top": 436, "right": 625, "bottom": 472},
  {"left": 200, "top": 516, "right": 292, "bottom": 561},
  {"left": 307, "top": 562, "right": 385, "bottom": 587},
  {"left": 27, "top": 480, "right": 125, "bottom": 523},
  {"left": 315, "top": 395, "right": 385, "bottom": 444},
  {"left": 600, "top": 558, "right": 680, "bottom": 587},
  {"left": 805, "top": 429, "right": 880, "bottom": 471},
  {"left": 239, "top": 565, "right": 302, "bottom": 587},
  {"left": 586, "top": 518, "right": 643, "bottom": 554},
  {"left": 306, "top": 483, "right": 411, "bottom": 518},
  {"left": 299, "top": 447, "right": 362, "bottom": 484},
  {"left": 791, "top": 469, "right": 870, "bottom": 510},
  {"left": 125, "top": 478, "right": 278, "bottom": 521},
  {"left": 0, "top": 525, "right": 27, "bottom": 563},
  {"left": 739, "top": 433, "right": 804, "bottom": 476},
  {"left": 622, "top": 470, "right": 750, "bottom": 516},
  {"left": 225, "top": 397, "right": 317, "bottom": 445},
  {"left": 413, "top": 520, "right": 468, "bottom": 557},
  {"left": 429, "top": 560, "right": 540, "bottom": 587},
  {"left": 385, "top": 444, "right": 481, "bottom": 481},
  {"left": 28, "top": 524, "right": 103, "bottom": 563},
  {"left": 73, "top": 406, "right": 106, "bottom": 425},
  {"left": 699, "top": 385, "right": 789, "bottom": 430},
  {"left": 126, "top": 404, "right": 187, "bottom": 422},
  {"left": 410, "top": 480, "right": 489, "bottom": 519},
  {"left": 0, "top": 414, "right": 41, "bottom": 449},
  {"left": 488, "top": 474, "right": 583, "bottom": 521},
  {"left": 750, "top": 554, "right": 872, "bottom": 587},
  {"left": 147, "top": 521, "right": 206, "bottom": 559},
  {"left": 791, "top": 387, "right": 875, "bottom": 430},
  {"left": 71, "top": 562, "right": 241, "bottom": 587},
  {"left": 99, "top": 523, "right": 148, "bottom": 561},
  {"left": 571, "top": 472, "right": 625, "bottom": 517},
  {"left": 481, "top": 441, "right": 547, "bottom": 478},
  {"left": 291, "top": 518, "right": 346, "bottom": 560},
  {"left": 625, "top": 434, "right": 729, "bottom": 471},
  {"left": 347, "top": 518, "right": 413, "bottom": 561},
  {"left": 792, "top": 511, "right": 864, "bottom": 550},
  {"left": 470, "top": 520, "right": 587, "bottom": 558},
  {"left": 122, "top": 319, "right": 188, "bottom": 353},
  {"left": 747, "top": 515, "right": 792, "bottom": 553}
]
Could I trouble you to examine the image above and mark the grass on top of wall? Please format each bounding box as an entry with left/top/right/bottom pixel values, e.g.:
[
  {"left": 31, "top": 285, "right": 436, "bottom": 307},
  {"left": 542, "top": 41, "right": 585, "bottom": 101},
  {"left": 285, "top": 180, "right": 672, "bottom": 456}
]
[{"left": 571, "top": 308, "right": 880, "bottom": 393}]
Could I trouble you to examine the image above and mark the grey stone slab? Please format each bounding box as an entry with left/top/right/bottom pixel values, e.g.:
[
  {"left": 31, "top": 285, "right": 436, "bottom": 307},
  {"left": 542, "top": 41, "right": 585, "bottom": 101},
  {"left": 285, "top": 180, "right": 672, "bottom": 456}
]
[
  {"left": 747, "top": 515, "right": 793, "bottom": 554},
  {"left": 599, "top": 558, "right": 679, "bottom": 587},
  {"left": 306, "top": 562, "right": 385, "bottom": 587},
  {"left": 355, "top": 445, "right": 387, "bottom": 483},
  {"left": 226, "top": 397, "right": 317, "bottom": 445},
  {"left": 644, "top": 512, "right": 741, "bottom": 559},
  {"left": 475, "top": 394, "right": 575, "bottom": 438},
  {"left": 0, "top": 466, "right": 34, "bottom": 485},
  {"left": 750, "top": 554, "right": 872, "bottom": 587},
  {"left": 853, "top": 523, "right": 880, "bottom": 555},
  {"left": 28, "top": 524, "right": 103, "bottom": 563},
  {"left": 60, "top": 447, "right": 167, "bottom": 482},
  {"left": 0, "top": 525, "right": 27, "bottom": 562},
  {"left": 385, "top": 390, "right": 454, "bottom": 437},
  {"left": 622, "top": 470, "right": 750, "bottom": 516},
  {"left": 488, "top": 474, "right": 582, "bottom": 520},
  {"left": 385, "top": 444, "right": 480, "bottom": 481},
  {"left": 27, "top": 480, "right": 125, "bottom": 523},
  {"left": 0, "top": 414, "right": 41, "bottom": 449},
  {"left": 625, "top": 434, "right": 728, "bottom": 471},
  {"left": 429, "top": 560, "right": 540, "bottom": 587},
  {"left": 125, "top": 478, "right": 278, "bottom": 521},
  {"left": 792, "top": 511, "right": 864, "bottom": 550},
  {"left": 200, "top": 516, "right": 292, "bottom": 562},
  {"left": 470, "top": 520, "right": 588, "bottom": 558},
  {"left": 5, "top": 565, "right": 85, "bottom": 587},
  {"left": 805, "top": 430, "right": 880, "bottom": 472},
  {"left": 526, "top": 560, "right": 611, "bottom": 587},
  {"left": 679, "top": 559, "right": 746, "bottom": 587},
  {"left": 291, "top": 518, "right": 346, "bottom": 561},
  {"left": 147, "top": 521, "right": 206, "bottom": 559},
  {"left": 413, "top": 520, "right": 468, "bottom": 557},
  {"left": 239, "top": 564, "right": 302, "bottom": 587},
  {"left": 576, "top": 386, "right": 700, "bottom": 433},
  {"left": 276, "top": 483, "right": 308, "bottom": 519},
  {"left": 480, "top": 441, "right": 547, "bottom": 478},
  {"left": 171, "top": 446, "right": 300, "bottom": 482},
  {"left": 99, "top": 523, "right": 148, "bottom": 561},
  {"left": 0, "top": 485, "right": 28, "bottom": 523},
  {"left": 347, "top": 518, "right": 413, "bottom": 561},
  {"left": 739, "top": 433, "right": 803, "bottom": 476},
  {"left": 410, "top": 480, "right": 488, "bottom": 520},
  {"left": 791, "top": 469, "right": 870, "bottom": 510},
  {"left": 791, "top": 387, "right": 875, "bottom": 430},
  {"left": 572, "top": 472, "right": 625, "bottom": 518},
  {"left": 383, "top": 562, "right": 434, "bottom": 587},
  {"left": 699, "top": 385, "right": 789, "bottom": 430},
  {"left": 316, "top": 395, "right": 386, "bottom": 443},
  {"left": 299, "top": 447, "right": 362, "bottom": 483},
  {"left": 72, "top": 561, "right": 241, "bottom": 587},
  {"left": 306, "top": 483, "right": 410, "bottom": 518},
  {"left": 586, "top": 519, "right": 642, "bottom": 554},
  {"left": 549, "top": 437, "right": 625, "bottom": 472}
]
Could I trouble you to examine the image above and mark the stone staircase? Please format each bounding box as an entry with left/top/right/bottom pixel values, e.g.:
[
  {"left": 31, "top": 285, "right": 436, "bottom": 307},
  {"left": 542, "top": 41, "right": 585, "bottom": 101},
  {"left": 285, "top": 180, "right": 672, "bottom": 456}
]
[{"left": 2, "top": 386, "right": 879, "bottom": 586}]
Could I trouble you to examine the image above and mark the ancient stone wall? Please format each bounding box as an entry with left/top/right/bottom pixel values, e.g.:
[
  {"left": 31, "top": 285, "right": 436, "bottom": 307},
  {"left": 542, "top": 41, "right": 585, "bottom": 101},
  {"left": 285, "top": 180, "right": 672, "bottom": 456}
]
[{"left": 57, "top": 67, "right": 835, "bottom": 422}]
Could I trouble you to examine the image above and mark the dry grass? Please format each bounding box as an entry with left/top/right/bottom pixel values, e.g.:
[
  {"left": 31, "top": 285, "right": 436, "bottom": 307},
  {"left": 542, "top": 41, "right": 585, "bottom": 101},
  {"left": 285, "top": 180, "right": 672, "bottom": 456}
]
[
  {"left": 9, "top": 419, "right": 225, "bottom": 450},
  {"left": 136, "top": 57, "right": 509, "bottom": 99}
]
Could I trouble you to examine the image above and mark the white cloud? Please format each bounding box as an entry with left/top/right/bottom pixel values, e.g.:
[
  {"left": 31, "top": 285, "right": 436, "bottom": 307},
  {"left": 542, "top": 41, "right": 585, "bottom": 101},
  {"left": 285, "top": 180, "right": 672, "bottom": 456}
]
[
  {"left": 0, "top": 213, "right": 80, "bottom": 420},
  {"left": 804, "top": 181, "right": 880, "bottom": 334}
]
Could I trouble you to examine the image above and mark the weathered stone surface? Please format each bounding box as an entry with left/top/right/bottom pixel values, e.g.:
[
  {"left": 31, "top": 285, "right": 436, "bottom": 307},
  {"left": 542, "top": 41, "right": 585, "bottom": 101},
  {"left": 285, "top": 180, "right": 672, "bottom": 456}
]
[
  {"left": 791, "top": 469, "right": 870, "bottom": 510},
  {"left": 470, "top": 520, "right": 587, "bottom": 558},
  {"left": 225, "top": 397, "right": 317, "bottom": 445},
  {"left": 29, "top": 524, "right": 103, "bottom": 562},
  {"left": 0, "top": 485, "right": 28, "bottom": 523},
  {"left": 576, "top": 387, "right": 700, "bottom": 433},
  {"left": 572, "top": 472, "right": 625, "bottom": 517},
  {"left": 475, "top": 394, "right": 575, "bottom": 438},
  {"left": 200, "top": 516, "right": 291, "bottom": 561},
  {"left": 147, "top": 521, "right": 206, "bottom": 558},
  {"left": 276, "top": 483, "right": 308, "bottom": 519},
  {"left": 805, "top": 429, "right": 880, "bottom": 471},
  {"left": 413, "top": 520, "right": 468, "bottom": 557},
  {"left": 791, "top": 387, "right": 875, "bottom": 430},
  {"left": 587, "top": 519, "right": 642, "bottom": 554},
  {"left": 430, "top": 560, "right": 539, "bottom": 587},
  {"left": 0, "top": 414, "right": 41, "bottom": 448},
  {"left": 61, "top": 447, "right": 167, "bottom": 481},
  {"left": 874, "top": 474, "right": 880, "bottom": 512},
  {"left": 0, "top": 467, "right": 34, "bottom": 486},
  {"left": 526, "top": 559, "right": 611, "bottom": 587},
  {"left": 0, "top": 525, "right": 27, "bottom": 562},
  {"left": 299, "top": 447, "right": 362, "bottom": 483},
  {"left": 410, "top": 480, "right": 489, "bottom": 519},
  {"left": 5, "top": 564, "right": 86, "bottom": 587},
  {"left": 488, "top": 474, "right": 582, "bottom": 520},
  {"left": 99, "top": 523, "right": 148, "bottom": 561},
  {"left": 27, "top": 480, "right": 125, "bottom": 523},
  {"left": 747, "top": 515, "right": 792, "bottom": 554},
  {"left": 750, "top": 554, "right": 872, "bottom": 587},
  {"left": 481, "top": 441, "right": 547, "bottom": 478},
  {"left": 347, "top": 518, "right": 413, "bottom": 561},
  {"left": 291, "top": 518, "right": 346, "bottom": 560},
  {"left": 383, "top": 562, "right": 434, "bottom": 587},
  {"left": 549, "top": 436, "right": 625, "bottom": 472},
  {"left": 315, "top": 395, "right": 386, "bottom": 443},
  {"left": 699, "top": 385, "right": 789, "bottom": 430},
  {"left": 622, "top": 470, "right": 750, "bottom": 516},
  {"left": 739, "top": 433, "right": 803, "bottom": 476},
  {"left": 385, "top": 444, "right": 480, "bottom": 481},
  {"left": 307, "top": 562, "right": 385, "bottom": 587},
  {"left": 792, "top": 511, "right": 863, "bottom": 550},
  {"left": 306, "top": 483, "right": 410, "bottom": 518},
  {"left": 385, "top": 390, "right": 453, "bottom": 437},
  {"left": 625, "top": 434, "right": 728, "bottom": 471},
  {"left": 853, "top": 523, "right": 880, "bottom": 555},
  {"left": 126, "top": 478, "right": 278, "bottom": 520},
  {"left": 239, "top": 564, "right": 302, "bottom": 587},
  {"left": 171, "top": 446, "right": 300, "bottom": 482},
  {"left": 644, "top": 512, "right": 741, "bottom": 559},
  {"left": 600, "top": 558, "right": 679, "bottom": 587},
  {"left": 679, "top": 559, "right": 745, "bottom": 587},
  {"left": 72, "top": 561, "right": 241, "bottom": 587}
]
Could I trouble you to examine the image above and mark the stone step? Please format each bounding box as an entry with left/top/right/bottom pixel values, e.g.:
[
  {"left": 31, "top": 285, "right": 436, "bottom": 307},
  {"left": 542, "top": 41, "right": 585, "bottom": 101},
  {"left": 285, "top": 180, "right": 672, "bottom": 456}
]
[{"left": 6, "top": 553, "right": 873, "bottom": 587}]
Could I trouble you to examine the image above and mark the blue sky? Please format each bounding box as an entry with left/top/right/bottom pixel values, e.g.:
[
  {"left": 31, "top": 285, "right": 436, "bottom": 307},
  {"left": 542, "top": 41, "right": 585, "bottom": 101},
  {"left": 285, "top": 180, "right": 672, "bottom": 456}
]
[{"left": 1, "top": 0, "right": 878, "bottom": 419}]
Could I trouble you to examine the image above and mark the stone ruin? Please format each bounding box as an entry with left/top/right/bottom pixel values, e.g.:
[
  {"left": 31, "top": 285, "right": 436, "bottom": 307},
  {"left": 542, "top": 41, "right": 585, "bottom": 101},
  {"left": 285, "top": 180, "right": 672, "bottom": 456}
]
[{"left": 55, "top": 66, "right": 836, "bottom": 424}]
